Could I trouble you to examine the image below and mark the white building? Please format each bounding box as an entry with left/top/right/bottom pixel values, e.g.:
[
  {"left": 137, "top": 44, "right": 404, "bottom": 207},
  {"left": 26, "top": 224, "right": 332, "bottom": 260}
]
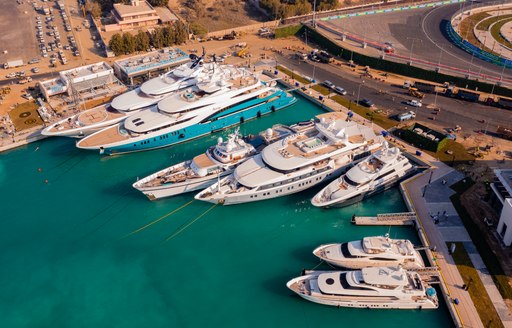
[
  {"left": 497, "top": 199, "right": 512, "bottom": 246},
  {"left": 491, "top": 169, "right": 512, "bottom": 246}
]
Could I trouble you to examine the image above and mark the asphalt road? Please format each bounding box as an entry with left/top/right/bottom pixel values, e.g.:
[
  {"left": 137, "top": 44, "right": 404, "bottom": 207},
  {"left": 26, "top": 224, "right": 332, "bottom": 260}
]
[
  {"left": 325, "top": 0, "right": 512, "bottom": 80},
  {"left": 276, "top": 53, "right": 512, "bottom": 136}
]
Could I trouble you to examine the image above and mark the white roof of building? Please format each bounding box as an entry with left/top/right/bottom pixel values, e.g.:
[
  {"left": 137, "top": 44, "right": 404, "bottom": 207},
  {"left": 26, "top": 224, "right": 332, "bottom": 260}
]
[
  {"left": 114, "top": 48, "right": 189, "bottom": 77},
  {"left": 495, "top": 169, "right": 512, "bottom": 196},
  {"left": 113, "top": 0, "right": 157, "bottom": 17}
]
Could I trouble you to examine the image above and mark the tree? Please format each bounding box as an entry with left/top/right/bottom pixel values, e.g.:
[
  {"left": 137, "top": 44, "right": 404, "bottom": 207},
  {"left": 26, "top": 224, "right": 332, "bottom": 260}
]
[
  {"left": 85, "top": 0, "right": 102, "bottom": 18},
  {"left": 173, "top": 21, "right": 188, "bottom": 44},
  {"left": 109, "top": 33, "right": 125, "bottom": 56},
  {"left": 162, "top": 26, "right": 176, "bottom": 47},
  {"left": 147, "top": 0, "right": 168, "bottom": 6},
  {"left": 150, "top": 27, "right": 165, "bottom": 49},
  {"left": 134, "top": 30, "right": 150, "bottom": 51},
  {"left": 123, "top": 32, "right": 136, "bottom": 54}
]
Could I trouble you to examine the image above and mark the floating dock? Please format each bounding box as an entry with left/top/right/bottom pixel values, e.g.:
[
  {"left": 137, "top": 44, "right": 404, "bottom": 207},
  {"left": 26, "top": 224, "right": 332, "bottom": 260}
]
[{"left": 351, "top": 212, "right": 417, "bottom": 226}]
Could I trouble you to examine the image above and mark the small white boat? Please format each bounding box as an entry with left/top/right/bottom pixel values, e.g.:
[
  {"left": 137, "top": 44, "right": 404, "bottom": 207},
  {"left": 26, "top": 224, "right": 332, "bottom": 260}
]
[
  {"left": 313, "top": 235, "right": 425, "bottom": 269},
  {"left": 286, "top": 266, "right": 438, "bottom": 309},
  {"left": 311, "top": 145, "right": 415, "bottom": 208}
]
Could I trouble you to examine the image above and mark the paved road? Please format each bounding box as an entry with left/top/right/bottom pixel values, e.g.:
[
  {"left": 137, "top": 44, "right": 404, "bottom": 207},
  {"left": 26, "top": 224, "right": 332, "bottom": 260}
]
[
  {"left": 276, "top": 53, "right": 512, "bottom": 136},
  {"left": 325, "top": 0, "right": 512, "bottom": 80}
]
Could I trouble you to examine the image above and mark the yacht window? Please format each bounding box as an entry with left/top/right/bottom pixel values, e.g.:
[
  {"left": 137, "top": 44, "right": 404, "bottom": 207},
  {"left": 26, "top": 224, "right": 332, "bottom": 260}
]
[
  {"left": 134, "top": 121, "right": 144, "bottom": 126},
  {"left": 344, "top": 176, "right": 359, "bottom": 187},
  {"left": 340, "top": 243, "right": 357, "bottom": 258},
  {"left": 376, "top": 169, "right": 395, "bottom": 180}
]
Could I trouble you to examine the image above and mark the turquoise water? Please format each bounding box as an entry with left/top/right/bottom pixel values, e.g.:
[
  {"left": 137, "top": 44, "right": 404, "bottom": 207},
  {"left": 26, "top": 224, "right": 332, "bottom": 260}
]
[{"left": 0, "top": 95, "right": 452, "bottom": 327}]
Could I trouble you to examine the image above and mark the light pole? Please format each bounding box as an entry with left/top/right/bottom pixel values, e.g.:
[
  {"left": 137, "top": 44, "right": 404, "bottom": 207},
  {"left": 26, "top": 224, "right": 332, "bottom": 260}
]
[
  {"left": 312, "top": 0, "right": 317, "bottom": 28},
  {"left": 356, "top": 81, "right": 365, "bottom": 106},
  {"left": 407, "top": 37, "right": 422, "bottom": 64},
  {"left": 491, "top": 62, "right": 507, "bottom": 96}
]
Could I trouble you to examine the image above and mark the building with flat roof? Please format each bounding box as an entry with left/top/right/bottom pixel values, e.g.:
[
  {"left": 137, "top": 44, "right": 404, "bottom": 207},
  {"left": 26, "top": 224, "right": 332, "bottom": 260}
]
[
  {"left": 490, "top": 169, "right": 512, "bottom": 245},
  {"left": 105, "top": 0, "right": 160, "bottom": 32},
  {"left": 38, "top": 62, "right": 125, "bottom": 108},
  {"left": 113, "top": 47, "right": 189, "bottom": 84},
  {"left": 497, "top": 199, "right": 512, "bottom": 246}
]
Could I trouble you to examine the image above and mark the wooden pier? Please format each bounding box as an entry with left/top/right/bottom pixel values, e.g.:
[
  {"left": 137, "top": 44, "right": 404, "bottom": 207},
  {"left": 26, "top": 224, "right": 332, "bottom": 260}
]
[{"left": 351, "top": 212, "right": 417, "bottom": 226}]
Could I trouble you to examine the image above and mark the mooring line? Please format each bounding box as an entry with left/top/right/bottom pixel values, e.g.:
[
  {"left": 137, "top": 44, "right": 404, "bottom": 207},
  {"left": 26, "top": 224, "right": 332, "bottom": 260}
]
[
  {"left": 123, "top": 199, "right": 195, "bottom": 238},
  {"left": 163, "top": 203, "right": 218, "bottom": 243}
]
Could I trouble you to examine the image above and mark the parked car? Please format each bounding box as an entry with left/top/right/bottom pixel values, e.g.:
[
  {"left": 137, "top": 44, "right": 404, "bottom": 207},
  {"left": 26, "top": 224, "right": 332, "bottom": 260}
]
[
  {"left": 360, "top": 98, "right": 375, "bottom": 107},
  {"left": 322, "top": 80, "right": 334, "bottom": 89},
  {"left": 405, "top": 99, "right": 422, "bottom": 107},
  {"left": 333, "top": 86, "right": 347, "bottom": 95}
]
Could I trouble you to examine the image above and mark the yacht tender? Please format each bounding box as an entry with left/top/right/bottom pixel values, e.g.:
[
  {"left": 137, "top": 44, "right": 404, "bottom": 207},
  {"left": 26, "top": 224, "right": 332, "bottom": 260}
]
[
  {"left": 311, "top": 145, "right": 415, "bottom": 208},
  {"left": 42, "top": 57, "right": 205, "bottom": 138},
  {"left": 286, "top": 266, "right": 438, "bottom": 309},
  {"left": 195, "top": 112, "right": 383, "bottom": 205},
  {"left": 313, "top": 235, "right": 425, "bottom": 269},
  {"left": 76, "top": 65, "right": 296, "bottom": 155}
]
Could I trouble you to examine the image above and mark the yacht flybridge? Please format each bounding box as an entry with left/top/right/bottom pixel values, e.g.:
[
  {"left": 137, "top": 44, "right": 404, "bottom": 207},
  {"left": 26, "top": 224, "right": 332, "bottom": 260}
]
[
  {"left": 311, "top": 145, "right": 415, "bottom": 208},
  {"left": 42, "top": 54, "right": 206, "bottom": 138},
  {"left": 287, "top": 267, "right": 438, "bottom": 309},
  {"left": 195, "top": 112, "right": 384, "bottom": 205},
  {"left": 76, "top": 65, "right": 296, "bottom": 155},
  {"left": 313, "top": 235, "right": 425, "bottom": 269}
]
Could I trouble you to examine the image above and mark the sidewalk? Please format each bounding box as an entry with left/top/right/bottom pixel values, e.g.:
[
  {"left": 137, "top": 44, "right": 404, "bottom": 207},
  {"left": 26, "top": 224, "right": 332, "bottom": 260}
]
[{"left": 402, "top": 163, "right": 512, "bottom": 327}]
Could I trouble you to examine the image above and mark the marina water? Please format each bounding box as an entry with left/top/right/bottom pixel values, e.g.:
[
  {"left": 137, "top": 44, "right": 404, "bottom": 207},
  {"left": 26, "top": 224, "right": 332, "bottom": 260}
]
[{"left": 0, "top": 94, "right": 452, "bottom": 327}]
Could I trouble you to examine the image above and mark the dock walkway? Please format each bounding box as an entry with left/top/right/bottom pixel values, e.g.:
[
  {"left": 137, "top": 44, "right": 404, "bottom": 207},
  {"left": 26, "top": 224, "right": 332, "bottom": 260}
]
[{"left": 352, "top": 212, "right": 417, "bottom": 226}]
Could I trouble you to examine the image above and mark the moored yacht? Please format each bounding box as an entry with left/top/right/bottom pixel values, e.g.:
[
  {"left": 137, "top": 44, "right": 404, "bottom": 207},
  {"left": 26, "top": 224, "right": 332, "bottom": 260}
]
[
  {"left": 286, "top": 266, "right": 438, "bottom": 309},
  {"left": 41, "top": 55, "right": 205, "bottom": 138},
  {"left": 311, "top": 145, "right": 415, "bottom": 208},
  {"left": 313, "top": 235, "right": 425, "bottom": 269},
  {"left": 195, "top": 112, "right": 383, "bottom": 205},
  {"left": 76, "top": 65, "right": 296, "bottom": 155},
  {"left": 133, "top": 128, "right": 257, "bottom": 200}
]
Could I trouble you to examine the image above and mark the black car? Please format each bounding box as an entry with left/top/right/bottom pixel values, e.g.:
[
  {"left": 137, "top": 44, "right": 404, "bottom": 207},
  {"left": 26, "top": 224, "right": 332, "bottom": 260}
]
[{"left": 360, "top": 98, "right": 374, "bottom": 107}]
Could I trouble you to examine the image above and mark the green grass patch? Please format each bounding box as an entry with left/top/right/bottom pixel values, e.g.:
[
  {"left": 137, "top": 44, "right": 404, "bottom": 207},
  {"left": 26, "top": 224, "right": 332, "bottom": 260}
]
[
  {"left": 476, "top": 14, "right": 512, "bottom": 31},
  {"left": 274, "top": 24, "right": 304, "bottom": 38},
  {"left": 276, "top": 65, "right": 310, "bottom": 84},
  {"left": 312, "top": 84, "right": 331, "bottom": 95},
  {"left": 449, "top": 242, "right": 504, "bottom": 328},
  {"left": 424, "top": 139, "right": 476, "bottom": 165},
  {"left": 450, "top": 194, "right": 512, "bottom": 301},
  {"left": 460, "top": 13, "right": 496, "bottom": 54},
  {"left": 331, "top": 95, "right": 397, "bottom": 130},
  {"left": 490, "top": 18, "right": 512, "bottom": 50}
]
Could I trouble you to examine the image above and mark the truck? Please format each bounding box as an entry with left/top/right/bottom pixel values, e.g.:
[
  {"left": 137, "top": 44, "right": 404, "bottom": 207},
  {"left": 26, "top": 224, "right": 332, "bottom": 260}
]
[
  {"left": 3, "top": 59, "right": 24, "bottom": 69},
  {"left": 497, "top": 97, "right": 512, "bottom": 110},
  {"left": 496, "top": 126, "right": 512, "bottom": 140},
  {"left": 414, "top": 81, "right": 436, "bottom": 94},
  {"left": 316, "top": 50, "right": 333, "bottom": 63},
  {"left": 408, "top": 87, "right": 425, "bottom": 99},
  {"left": 397, "top": 111, "right": 416, "bottom": 122},
  {"left": 403, "top": 80, "right": 413, "bottom": 89},
  {"left": 457, "top": 89, "right": 480, "bottom": 102}
]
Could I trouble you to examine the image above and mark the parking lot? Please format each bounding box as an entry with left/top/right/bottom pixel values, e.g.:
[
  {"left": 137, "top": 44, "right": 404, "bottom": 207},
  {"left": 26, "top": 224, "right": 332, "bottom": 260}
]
[{"left": 0, "top": 0, "right": 39, "bottom": 64}]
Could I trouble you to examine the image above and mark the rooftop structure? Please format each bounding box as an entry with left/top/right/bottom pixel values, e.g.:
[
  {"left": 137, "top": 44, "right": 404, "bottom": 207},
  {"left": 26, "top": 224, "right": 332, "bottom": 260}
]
[
  {"left": 497, "top": 199, "right": 512, "bottom": 246},
  {"left": 105, "top": 0, "right": 160, "bottom": 32},
  {"left": 113, "top": 47, "right": 189, "bottom": 84},
  {"left": 38, "top": 62, "right": 125, "bottom": 108}
]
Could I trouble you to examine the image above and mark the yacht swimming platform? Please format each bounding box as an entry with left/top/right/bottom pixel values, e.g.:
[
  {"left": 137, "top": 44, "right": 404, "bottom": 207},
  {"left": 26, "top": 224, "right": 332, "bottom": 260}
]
[
  {"left": 409, "top": 267, "right": 441, "bottom": 284},
  {"left": 352, "top": 212, "right": 417, "bottom": 226}
]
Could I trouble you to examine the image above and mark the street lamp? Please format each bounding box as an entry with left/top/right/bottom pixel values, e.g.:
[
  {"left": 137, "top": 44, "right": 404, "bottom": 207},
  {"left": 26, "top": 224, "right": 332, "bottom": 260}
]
[
  {"left": 407, "top": 37, "right": 422, "bottom": 64},
  {"left": 312, "top": 0, "right": 317, "bottom": 28},
  {"left": 491, "top": 62, "right": 508, "bottom": 96},
  {"left": 356, "top": 81, "right": 365, "bottom": 106}
]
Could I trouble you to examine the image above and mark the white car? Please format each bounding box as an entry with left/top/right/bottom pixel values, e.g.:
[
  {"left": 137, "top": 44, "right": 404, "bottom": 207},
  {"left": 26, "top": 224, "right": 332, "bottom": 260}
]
[{"left": 406, "top": 99, "right": 422, "bottom": 107}]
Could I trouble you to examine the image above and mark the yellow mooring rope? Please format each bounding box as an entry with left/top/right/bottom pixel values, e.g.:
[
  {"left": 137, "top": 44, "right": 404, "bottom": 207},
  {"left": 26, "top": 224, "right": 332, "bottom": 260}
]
[{"left": 163, "top": 203, "right": 218, "bottom": 243}]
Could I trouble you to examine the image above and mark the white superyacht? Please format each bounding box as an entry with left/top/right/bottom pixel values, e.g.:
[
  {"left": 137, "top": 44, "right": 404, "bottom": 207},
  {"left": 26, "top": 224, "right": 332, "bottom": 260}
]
[
  {"left": 313, "top": 235, "right": 425, "bottom": 269},
  {"left": 41, "top": 55, "right": 206, "bottom": 138},
  {"left": 287, "top": 266, "right": 438, "bottom": 309},
  {"left": 311, "top": 145, "right": 415, "bottom": 208},
  {"left": 195, "top": 113, "right": 383, "bottom": 205}
]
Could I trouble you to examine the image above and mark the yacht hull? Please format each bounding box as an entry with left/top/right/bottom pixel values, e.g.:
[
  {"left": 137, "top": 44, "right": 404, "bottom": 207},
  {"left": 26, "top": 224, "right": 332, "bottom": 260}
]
[
  {"left": 85, "top": 90, "right": 296, "bottom": 155},
  {"left": 287, "top": 275, "right": 437, "bottom": 310},
  {"left": 135, "top": 170, "right": 233, "bottom": 200}
]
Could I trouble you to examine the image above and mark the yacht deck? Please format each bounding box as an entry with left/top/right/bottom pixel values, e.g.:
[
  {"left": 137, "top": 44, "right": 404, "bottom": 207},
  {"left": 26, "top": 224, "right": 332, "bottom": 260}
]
[
  {"left": 193, "top": 153, "right": 216, "bottom": 169},
  {"left": 77, "top": 124, "right": 129, "bottom": 147},
  {"left": 48, "top": 105, "right": 123, "bottom": 132}
]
